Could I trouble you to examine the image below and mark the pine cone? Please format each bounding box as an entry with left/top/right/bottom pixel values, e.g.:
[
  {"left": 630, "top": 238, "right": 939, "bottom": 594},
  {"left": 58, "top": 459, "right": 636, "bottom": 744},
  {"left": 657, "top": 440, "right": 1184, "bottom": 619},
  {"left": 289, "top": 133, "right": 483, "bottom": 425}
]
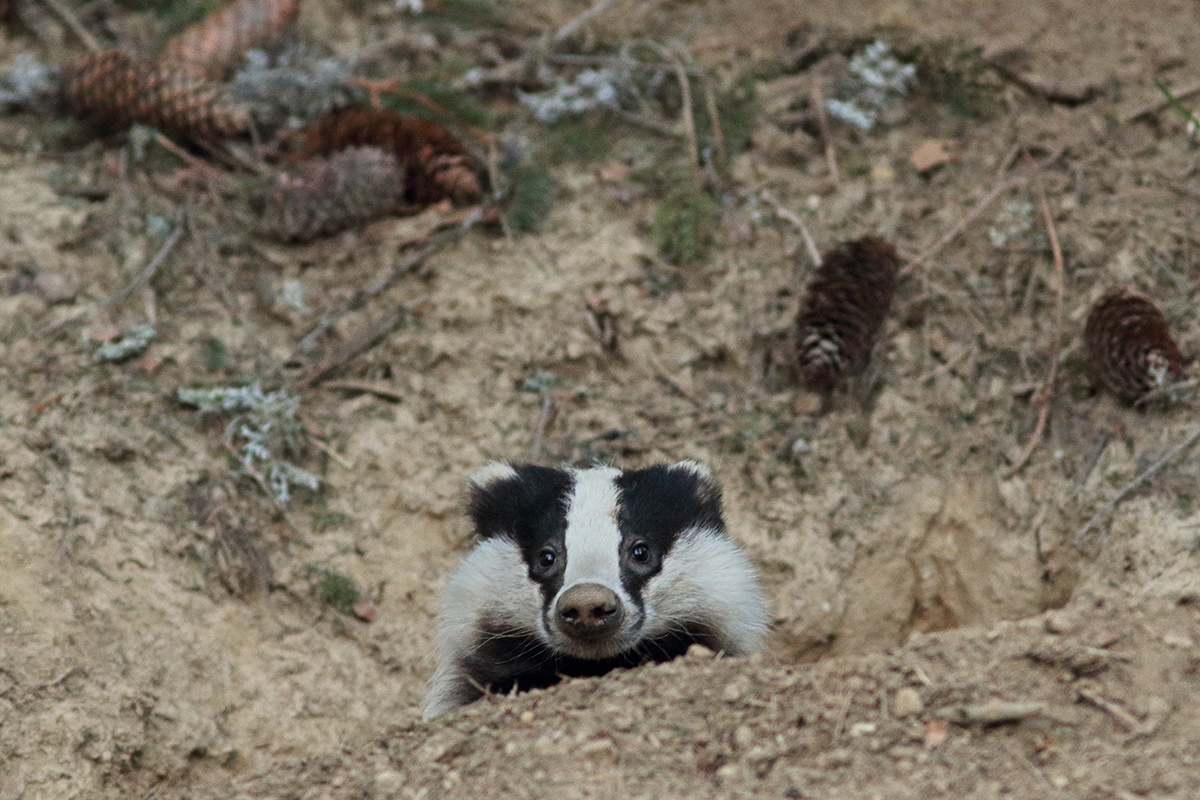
[
  {"left": 163, "top": 0, "right": 301, "bottom": 80},
  {"left": 61, "top": 50, "right": 251, "bottom": 140},
  {"left": 302, "top": 107, "right": 483, "bottom": 205},
  {"left": 1084, "top": 286, "right": 1184, "bottom": 403},
  {"left": 796, "top": 236, "right": 900, "bottom": 392},
  {"left": 261, "top": 146, "right": 406, "bottom": 242}
]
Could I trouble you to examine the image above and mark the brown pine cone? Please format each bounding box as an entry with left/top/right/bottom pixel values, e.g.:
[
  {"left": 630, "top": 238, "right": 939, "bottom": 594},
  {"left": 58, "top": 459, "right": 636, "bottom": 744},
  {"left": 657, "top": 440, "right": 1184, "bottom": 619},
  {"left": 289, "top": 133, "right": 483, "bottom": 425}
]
[
  {"left": 302, "top": 107, "right": 483, "bottom": 205},
  {"left": 796, "top": 236, "right": 900, "bottom": 393},
  {"left": 61, "top": 50, "right": 251, "bottom": 140},
  {"left": 1084, "top": 286, "right": 1184, "bottom": 403},
  {"left": 261, "top": 146, "right": 406, "bottom": 242},
  {"left": 162, "top": 0, "right": 301, "bottom": 80}
]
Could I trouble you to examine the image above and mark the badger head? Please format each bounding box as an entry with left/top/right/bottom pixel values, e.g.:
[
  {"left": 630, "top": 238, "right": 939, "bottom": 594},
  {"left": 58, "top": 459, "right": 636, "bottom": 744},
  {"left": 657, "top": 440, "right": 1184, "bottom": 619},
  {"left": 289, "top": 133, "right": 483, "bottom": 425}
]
[{"left": 423, "top": 461, "right": 769, "bottom": 718}]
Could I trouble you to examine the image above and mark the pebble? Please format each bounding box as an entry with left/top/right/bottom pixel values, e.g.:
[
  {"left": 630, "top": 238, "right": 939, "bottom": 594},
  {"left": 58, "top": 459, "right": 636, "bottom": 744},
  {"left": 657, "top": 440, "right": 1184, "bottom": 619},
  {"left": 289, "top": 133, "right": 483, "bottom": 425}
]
[
  {"left": 893, "top": 687, "right": 924, "bottom": 718},
  {"left": 1043, "top": 611, "right": 1075, "bottom": 635}
]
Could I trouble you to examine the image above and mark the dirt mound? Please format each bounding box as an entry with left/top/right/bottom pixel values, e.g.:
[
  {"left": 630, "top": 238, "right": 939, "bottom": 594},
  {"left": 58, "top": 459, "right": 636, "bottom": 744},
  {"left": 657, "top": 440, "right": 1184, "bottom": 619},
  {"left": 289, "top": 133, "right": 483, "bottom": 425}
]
[{"left": 156, "top": 590, "right": 1200, "bottom": 800}]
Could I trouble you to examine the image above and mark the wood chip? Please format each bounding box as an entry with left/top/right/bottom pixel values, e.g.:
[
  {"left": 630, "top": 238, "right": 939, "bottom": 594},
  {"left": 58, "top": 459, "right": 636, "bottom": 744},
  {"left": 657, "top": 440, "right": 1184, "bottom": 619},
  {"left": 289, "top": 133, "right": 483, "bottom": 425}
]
[{"left": 936, "top": 699, "right": 1046, "bottom": 725}]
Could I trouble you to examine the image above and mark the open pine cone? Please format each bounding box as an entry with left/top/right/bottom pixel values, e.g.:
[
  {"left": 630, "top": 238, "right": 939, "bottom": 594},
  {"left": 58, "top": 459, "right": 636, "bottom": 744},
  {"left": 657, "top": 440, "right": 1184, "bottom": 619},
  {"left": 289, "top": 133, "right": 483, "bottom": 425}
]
[
  {"left": 60, "top": 49, "right": 251, "bottom": 140},
  {"left": 796, "top": 236, "right": 900, "bottom": 393},
  {"left": 1084, "top": 286, "right": 1184, "bottom": 403},
  {"left": 163, "top": 0, "right": 301, "bottom": 80},
  {"left": 261, "top": 146, "right": 406, "bottom": 242},
  {"left": 302, "top": 107, "right": 483, "bottom": 205}
]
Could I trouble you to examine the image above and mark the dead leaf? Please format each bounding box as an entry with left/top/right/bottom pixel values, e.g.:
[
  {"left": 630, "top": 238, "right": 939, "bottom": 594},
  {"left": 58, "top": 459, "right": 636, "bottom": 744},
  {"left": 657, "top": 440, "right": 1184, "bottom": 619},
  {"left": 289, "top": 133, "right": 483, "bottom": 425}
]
[
  {"left": 924, "top": 720, "right": 949, "bottom": 749},
  {"left": 598, "top": 161, "right": 629, "bottom": 183},
  {"left": 910, "top": 139, "right": 960, "bottom": 172}
]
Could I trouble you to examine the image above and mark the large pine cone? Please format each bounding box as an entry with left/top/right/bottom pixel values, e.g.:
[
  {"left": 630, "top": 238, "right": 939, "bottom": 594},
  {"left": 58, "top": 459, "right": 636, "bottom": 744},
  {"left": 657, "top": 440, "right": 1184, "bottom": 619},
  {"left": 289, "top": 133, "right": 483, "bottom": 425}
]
[
  {"left": 61, "top": 50, "right": 251, "bottom": 140},
  {"left": 261, "top": 146, "right": 406, "bottom": 242},
  {"left": 796, "top": 236, "right": 900, "bottom": 393},
  {"left": 163, "top": 0, "right": 301, "bottom": 80},
  {"left": 1084, "top": 286, "right": 1184, "bottom": 403},
  {"left": 302, "top": 107, "right": 483, "bottom": 205}
]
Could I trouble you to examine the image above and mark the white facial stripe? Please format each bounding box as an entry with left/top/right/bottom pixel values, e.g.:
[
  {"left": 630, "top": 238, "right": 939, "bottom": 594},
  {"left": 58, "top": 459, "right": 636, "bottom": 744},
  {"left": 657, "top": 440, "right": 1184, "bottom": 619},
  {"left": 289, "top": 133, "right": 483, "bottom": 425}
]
[
  {"left": 640, "top": 527, "right": 769, "bottom": 656},
  {"left": 561, "top": 466, "right": 624, "bottom": 590}
]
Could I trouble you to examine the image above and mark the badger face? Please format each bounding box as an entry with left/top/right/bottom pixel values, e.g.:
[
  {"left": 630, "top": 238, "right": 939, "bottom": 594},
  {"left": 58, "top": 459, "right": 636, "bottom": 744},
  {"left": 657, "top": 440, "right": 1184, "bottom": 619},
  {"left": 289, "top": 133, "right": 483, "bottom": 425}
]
[{"left": 423, "top": 461, "right": 769, "bottom": 719}]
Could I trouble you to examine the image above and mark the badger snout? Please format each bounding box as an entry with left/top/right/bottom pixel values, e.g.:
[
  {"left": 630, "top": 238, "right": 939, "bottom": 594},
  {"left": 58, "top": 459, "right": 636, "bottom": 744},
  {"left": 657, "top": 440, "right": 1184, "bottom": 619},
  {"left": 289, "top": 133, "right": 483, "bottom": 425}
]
[{"left": 554, "top": 583, "right": 624, "bottom": 641}]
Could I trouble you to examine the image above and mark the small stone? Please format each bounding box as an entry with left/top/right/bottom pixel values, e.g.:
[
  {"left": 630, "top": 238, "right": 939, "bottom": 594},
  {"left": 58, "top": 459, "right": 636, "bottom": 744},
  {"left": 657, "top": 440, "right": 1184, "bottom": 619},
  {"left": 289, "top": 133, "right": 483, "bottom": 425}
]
[
  {"left": 373, "top": 770, "right": 404, "bottom": 794},
  {"left": 32, "top": 271, "right": 76, "bottom": 304},
  {"left": 1043, "top": 611, "right": 1074, "bottom": 635},
  {"left": 686, "top": 643, "right": 716, "bottom": 659},
  {"left": 817, "top": 748, "right": 853, "bottom": 769},
  {"left": 1162, "top": 632, "right": 1193, "bottom": 649},
  {"left": 733, "top": 725, "right": 755, "bottom": 749},
  {"left": 519, "top": 710, "right": 535, "bottom": 723},
  {"left": 893, "top": 687, "right": 924, "bottom": 718},
  {"left": 848, "top": 722, "right": 876, "bottom": 737}
]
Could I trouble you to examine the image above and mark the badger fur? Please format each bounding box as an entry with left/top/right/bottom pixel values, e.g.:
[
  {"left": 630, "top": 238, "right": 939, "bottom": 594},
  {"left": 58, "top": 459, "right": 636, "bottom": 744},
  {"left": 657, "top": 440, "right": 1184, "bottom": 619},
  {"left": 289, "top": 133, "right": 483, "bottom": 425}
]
[{"left": 423, "top": 460, "right": 769, "bottom": 719}]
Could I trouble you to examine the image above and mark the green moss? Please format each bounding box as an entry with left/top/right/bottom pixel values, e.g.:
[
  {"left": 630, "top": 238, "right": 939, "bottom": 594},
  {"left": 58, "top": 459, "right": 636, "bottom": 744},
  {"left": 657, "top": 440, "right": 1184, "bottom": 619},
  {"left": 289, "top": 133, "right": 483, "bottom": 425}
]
[
  {"left": 710, "top": 74, "right": 758, "bottom": 161},
  {"left": 201, "top": 336, "right": 230, "bottom": 371},
  {"left": 379, "top": 78, "right": 497, "bottom": 132},
  {"left": 316, "top": 570, "right": 360, "bottom": 615},
  {"left": 311, "top": 507, "right": 353, "bottom": 532},
  {"left": 423, "top": 0, "right": 507, "bottom": 29},
  {"left": 653, "top": 185, "right": 720, "bottom": 264},
  {"left": 118, "top": 0, "right": 224, "bottom": 37},
  {"left": 903, "top": 38, "right": 1003, "bottom": 119},
  {"left": 542, "top": 119, "right": 612, "bottom": 164},
  {"left": 506, "top": 165, "right": 556, "bottom": 232}
]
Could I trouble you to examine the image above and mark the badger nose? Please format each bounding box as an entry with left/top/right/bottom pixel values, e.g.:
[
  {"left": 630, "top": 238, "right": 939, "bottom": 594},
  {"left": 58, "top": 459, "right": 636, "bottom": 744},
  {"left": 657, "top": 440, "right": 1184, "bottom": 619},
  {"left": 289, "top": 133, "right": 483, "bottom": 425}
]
[{"left": 555, "top": 583, "right": 624, "bottom": 640}]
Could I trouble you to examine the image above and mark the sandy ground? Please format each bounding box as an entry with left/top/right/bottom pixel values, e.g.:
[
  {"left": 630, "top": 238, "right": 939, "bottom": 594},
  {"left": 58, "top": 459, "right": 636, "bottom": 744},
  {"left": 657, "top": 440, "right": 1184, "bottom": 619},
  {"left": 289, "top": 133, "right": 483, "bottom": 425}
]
[{"left": 2, "top": 1, "right": 1200, "bottom": 798}]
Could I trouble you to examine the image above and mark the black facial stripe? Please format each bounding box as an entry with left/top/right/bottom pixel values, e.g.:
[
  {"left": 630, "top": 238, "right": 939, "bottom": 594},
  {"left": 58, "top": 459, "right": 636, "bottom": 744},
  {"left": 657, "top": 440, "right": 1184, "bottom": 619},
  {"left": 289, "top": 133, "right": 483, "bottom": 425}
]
[
  {"left": 468, "top": 464, "right": 573, "bottom": 603},
  {"left": 463, "top": 620, "right": 720, "bottom": 699},
  {"left": 614, "top": 464, "right": 726, "bottom": 599}
]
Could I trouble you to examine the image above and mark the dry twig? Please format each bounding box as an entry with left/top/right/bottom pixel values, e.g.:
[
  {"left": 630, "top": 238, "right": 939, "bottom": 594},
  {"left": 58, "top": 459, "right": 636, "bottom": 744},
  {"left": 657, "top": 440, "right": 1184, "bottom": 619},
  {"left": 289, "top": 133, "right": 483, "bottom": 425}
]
[
  {"left": 552, "top": 0, "right": 620, "bottom": 44},
  {"left": 810, "top": 82, "right": 840, "bottom": 188},
  {"left": 638, "top": 41, "right": 700, "bottom": 173},
  {"left": 936, "top": 700, "right": 1047, "bottom": 726},
  {"left": 38, "top": 0, "right": 101, "bottom": 53},
  {"left": 529, "top": 390, "right": 557, "bottom": 461},
  {"left": 900, "top": 147, "right": 1063, "bottom": 279},
  {"left": 1002, "top": 184, "right": 1065, "bottom": 478},
  {"left": 759, "top": 191, "right": 822, "bottom": 267},
  {"left": 38, "top": 219, "right": 185, "bottom": 336},
  {"left": 1073, "top": 421, "right": 1200, "bottom": 546}
]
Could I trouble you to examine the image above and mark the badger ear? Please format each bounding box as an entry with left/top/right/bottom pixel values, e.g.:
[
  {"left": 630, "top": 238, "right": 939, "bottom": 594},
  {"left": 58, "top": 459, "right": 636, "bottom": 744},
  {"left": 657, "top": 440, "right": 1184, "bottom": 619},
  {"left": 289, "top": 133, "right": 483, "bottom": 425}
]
[
  {"left": 668, "top": 460, "right": 715, "bottom": 484},
  {"left": 467, "top": 463, "right": 572, "bottom": 540},
  {"left": 469, "top": 462, "right": 519, "bottom": 491},
  {"left": 666, "top": 460, "right": 722, "bottom": 505}
]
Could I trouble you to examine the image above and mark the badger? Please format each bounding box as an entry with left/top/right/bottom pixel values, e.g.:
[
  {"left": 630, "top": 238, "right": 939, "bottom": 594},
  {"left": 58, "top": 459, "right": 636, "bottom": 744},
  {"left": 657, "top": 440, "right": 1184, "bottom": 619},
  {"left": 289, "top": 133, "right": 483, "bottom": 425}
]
[{"left": 423, "top": 460, "right": 769, "bottom": 719}]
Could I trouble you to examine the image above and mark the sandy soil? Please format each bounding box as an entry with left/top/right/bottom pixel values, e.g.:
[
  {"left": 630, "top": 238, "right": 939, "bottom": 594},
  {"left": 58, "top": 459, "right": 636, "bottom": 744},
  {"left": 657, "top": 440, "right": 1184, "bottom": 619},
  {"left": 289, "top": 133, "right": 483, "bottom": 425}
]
[{"left": 2, "top": 1, "right": 1200, "bottom": 798}]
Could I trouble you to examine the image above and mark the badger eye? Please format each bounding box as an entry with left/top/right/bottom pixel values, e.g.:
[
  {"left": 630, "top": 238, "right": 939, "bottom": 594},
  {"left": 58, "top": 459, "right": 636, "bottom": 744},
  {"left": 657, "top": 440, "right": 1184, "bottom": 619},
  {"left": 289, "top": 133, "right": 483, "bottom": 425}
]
[
  {"left": 537, "top": 548, "right": 556, "bottom": 569},
  {"left": 630, "top": 543, "right": 650, "bottom": 563}
]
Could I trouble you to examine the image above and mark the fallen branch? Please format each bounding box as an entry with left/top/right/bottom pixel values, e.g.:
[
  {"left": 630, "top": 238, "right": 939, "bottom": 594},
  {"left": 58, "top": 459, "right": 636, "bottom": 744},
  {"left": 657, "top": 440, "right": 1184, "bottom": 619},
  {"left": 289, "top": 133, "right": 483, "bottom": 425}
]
[{"left": 1073, "top": 421, "right": 1200, "bottom": 546}]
